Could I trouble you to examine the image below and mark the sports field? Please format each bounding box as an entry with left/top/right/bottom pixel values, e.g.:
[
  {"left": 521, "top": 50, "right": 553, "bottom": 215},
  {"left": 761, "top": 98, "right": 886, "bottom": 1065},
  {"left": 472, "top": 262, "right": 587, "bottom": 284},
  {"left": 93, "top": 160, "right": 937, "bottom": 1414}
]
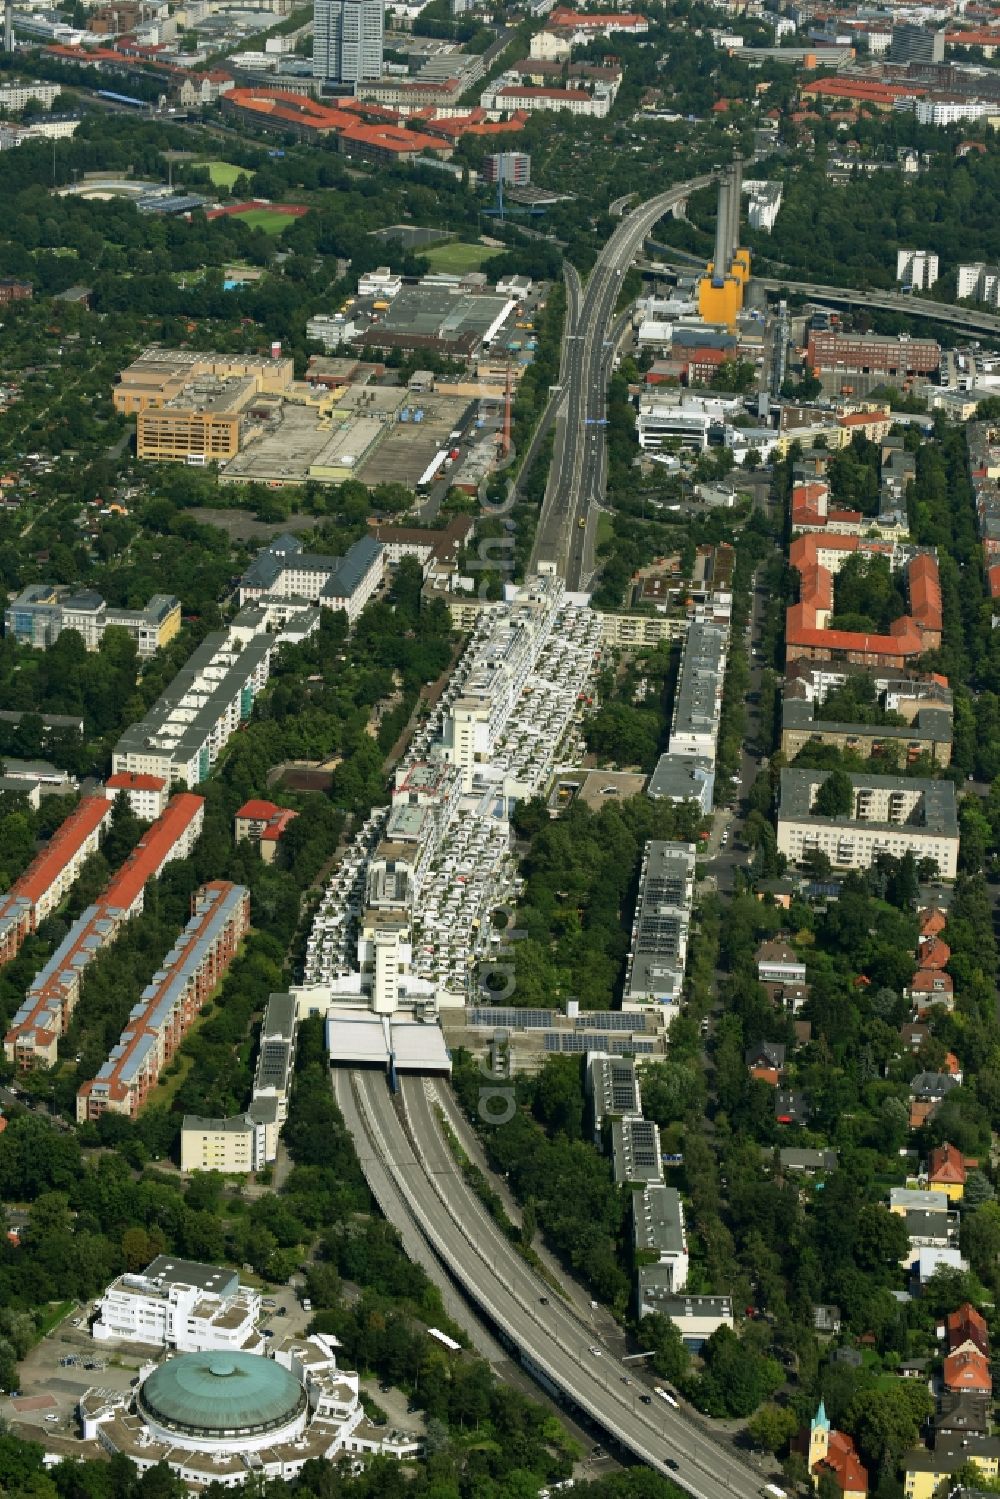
[
  {"left": 197, "top": 160, "right": 247, "bottom": 188},
  {"left": 421, "top": 240, "right": 496, "bottom": 273},
  {"left": 230, "top": 207, "right": 298, "bottom": 234}
]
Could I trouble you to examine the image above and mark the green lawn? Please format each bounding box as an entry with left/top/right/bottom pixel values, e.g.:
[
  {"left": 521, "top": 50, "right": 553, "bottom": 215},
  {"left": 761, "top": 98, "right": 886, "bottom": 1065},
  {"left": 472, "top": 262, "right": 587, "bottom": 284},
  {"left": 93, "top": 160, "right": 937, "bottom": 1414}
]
[
  {"left": 37, "top": 1300, "right": 74, "bottom": 1338},
  {"left": 196, "top": 159, "right": 248, "bottom": 189},
  {"left": 421, "top": 240, "right": 496, "bottom": 273},
  {"left": 231, "top": 207, "right": 297, "bottom": 235},
  {"left": 596, "top": 511, "right": 614, "bottom": 549}
]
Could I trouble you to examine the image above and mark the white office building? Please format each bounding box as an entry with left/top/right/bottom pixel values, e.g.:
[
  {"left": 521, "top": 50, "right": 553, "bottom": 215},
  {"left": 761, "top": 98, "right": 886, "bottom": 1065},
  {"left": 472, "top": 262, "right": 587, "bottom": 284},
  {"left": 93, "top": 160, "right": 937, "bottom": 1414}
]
[
  {"left": 636, "top": 393, "right": 741, "bottom": 454},
  {"left": 93, "top": 1256, "right": 263, "bottom": 1354},
  {"left": 313, "top": 0, "right": 384, "bottom": 86},
  {"left": 896, "top": 249, "right": 939, "bottom": 290}
]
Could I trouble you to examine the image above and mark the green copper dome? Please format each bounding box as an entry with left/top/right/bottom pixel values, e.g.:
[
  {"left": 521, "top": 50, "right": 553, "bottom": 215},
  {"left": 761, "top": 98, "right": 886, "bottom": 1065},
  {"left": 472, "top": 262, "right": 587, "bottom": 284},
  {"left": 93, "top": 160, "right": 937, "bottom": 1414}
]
[{"left": 138, "top": 1352, "right": 307, "bottom": 1438}]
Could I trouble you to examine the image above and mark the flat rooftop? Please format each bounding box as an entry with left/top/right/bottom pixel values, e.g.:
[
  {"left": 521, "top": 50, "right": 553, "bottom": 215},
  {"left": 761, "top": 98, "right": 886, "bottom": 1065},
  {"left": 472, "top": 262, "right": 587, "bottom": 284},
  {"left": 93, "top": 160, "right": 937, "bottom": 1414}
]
[
  {"left": 366, "top": 284, "right": 513, "bottom": 351},
  {"left": 778, "top": 768, "right": 958, "bottom": 836}
]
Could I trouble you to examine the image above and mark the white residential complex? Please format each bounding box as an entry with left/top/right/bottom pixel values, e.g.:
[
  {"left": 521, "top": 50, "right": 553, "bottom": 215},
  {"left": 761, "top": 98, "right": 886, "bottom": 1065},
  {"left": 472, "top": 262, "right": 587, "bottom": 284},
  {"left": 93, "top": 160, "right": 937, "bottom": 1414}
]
[
  {"left": 648, "top": 619, "right": 728, "bottom": 813},
  {"left": 237, "top": 534, "right": 384, "bottom": 626},
  {"left": 480, "top": 79, "right": 613, "bottom": 116},
  {"left": 313, "top": 0, "right": 384, "bottom": 84},
  {"left": 633, "top": 1184, "right": 690, "bottom": 1293},
  {"left": 112, "top": 628, "right": 276, "bottom": 788},
  {"left": 776, "top": 768, "right": 959, "bottom": 877},
  {"left": 0, "top": 81, "right": 61, "bottom": 111},
  {"left": 93, "top": 1255, "right": 263, "bottom": 1354},
  {"left": 743, "top": 179, "right": 783, "bottom": 232},
  {"left": 896, "top": 249, "right": 939, "bottom": 290},
  {"left": 622, "top": 840, "right": 697, "bottom": 1013},
  {"left": 958, "top": 262, "right": 1000, "bottom": 308},
  {"left": 303, "top": 577, "right": 601, "bottom": 1016}
]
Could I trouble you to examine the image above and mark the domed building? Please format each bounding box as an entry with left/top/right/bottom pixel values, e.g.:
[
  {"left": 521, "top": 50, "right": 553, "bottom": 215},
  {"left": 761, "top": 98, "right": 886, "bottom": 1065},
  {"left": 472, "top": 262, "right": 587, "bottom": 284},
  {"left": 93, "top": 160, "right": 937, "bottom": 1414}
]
[
  {"left": 137, "top": 1351, "right": 309, "bottom": 1453},
  {"left": 80, "top": 1336, "right": 421, "bottom": 1488}
]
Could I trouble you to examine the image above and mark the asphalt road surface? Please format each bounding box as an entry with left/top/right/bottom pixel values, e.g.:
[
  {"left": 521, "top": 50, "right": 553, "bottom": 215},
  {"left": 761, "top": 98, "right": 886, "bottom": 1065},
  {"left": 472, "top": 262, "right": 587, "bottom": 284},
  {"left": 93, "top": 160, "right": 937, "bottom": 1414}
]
[
  {"left": 531, "top": 176, "right": 712, "bottom": 588},
  {"left": 335, "top": 1064, "right": 769, "bottom": 1499}
]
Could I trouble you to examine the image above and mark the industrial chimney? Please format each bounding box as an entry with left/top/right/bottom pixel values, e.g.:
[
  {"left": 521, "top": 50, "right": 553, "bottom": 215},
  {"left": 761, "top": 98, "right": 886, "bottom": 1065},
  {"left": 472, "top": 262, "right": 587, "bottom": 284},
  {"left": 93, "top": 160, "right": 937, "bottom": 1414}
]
[{"left": 712, "top": 178, "right": 730, "bottom": 288}]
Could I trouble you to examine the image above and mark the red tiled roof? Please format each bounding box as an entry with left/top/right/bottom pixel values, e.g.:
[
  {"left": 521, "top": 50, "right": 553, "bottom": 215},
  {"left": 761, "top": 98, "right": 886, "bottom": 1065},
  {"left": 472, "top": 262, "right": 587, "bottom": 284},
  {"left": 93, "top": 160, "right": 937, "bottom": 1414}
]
[
  {"left": 107, "top": 772, "right": 166, "bottom": 792},
  {"left": 947, "top": 1302, "right": 990, "bottom": 1356},
  {"left": 815, "top": 1430, "right": 869, "bottom": 1496},
  {"left": 237, "top": 799, "right": 281, "bottom": 821},
  {"left": 803, "top": 77, "right": 926, "bottom": 103},
  {"left": 929, "top": 1142, "right": 967, "bottom": 1185},
  {"left": 548, "top": 6, "right": 648, "bottom": 22},
  {"left": 104, "top": 794, "right": 204, "bottom": 914},
  {"left": 919, "top": 907, "right": 947, "bottom": 937},
  {"left": 787, "top": 535, "right": 941, "bottom": 661},
  {"left": 908, "top": 552, "right": 943, "bottom": 633},
  {"left": 260, "top": 809, "right": 298, "bottom": 842},
  {"left": 910, "top": 968, "right": 953, "bottom": 993},
  {"left": 839, "top": 408, "right": 890, "bottom": 428},
  {"left": 6, "top": 796, "right": 111, "bottom": 909},
  {"left": 943, "top": 1347, "right": 991, "bottom": 1393},
  {"left": 917, "top": 936, "right": 950, "bottom": 970}
]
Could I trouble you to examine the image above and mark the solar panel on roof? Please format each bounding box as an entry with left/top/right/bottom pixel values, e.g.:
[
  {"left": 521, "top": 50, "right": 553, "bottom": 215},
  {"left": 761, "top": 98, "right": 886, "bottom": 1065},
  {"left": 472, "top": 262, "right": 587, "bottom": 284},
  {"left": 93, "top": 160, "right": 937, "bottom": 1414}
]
[
  {"left": 575, "top": 1012, "right": 638, "bottom": 1031},
  {"left": 467, "top": 1007, "right": 555, "bottom": 1030}
]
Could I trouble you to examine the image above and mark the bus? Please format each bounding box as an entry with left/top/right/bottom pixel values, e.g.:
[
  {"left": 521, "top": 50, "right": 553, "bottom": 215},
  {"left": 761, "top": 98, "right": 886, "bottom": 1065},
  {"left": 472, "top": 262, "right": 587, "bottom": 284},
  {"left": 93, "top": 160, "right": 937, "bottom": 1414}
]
[{"left": 427, "top": 1327, "right": 461, "bottom": 1352}]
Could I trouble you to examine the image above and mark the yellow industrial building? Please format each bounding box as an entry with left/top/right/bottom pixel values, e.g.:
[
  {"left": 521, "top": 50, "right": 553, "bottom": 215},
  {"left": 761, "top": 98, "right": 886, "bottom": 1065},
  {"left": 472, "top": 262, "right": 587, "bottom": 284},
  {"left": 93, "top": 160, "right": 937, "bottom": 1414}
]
[{"left": 697, "top": 157, "right": 751, "bottom": 330}]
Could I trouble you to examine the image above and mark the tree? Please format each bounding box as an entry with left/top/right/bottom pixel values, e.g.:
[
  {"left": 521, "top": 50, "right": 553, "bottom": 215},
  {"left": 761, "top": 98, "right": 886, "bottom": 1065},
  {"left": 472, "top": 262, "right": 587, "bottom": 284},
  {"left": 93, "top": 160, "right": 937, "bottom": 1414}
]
[
  {"left": 960, "top": 1201, "right": 1000, "bottom": 1281},
  {"left": 813, "top": 770, "right": 854, "bottom": 820},
  {"left": 641, "top": 1312, "right": 689, "bottom": 1385},
  {"left": 854, "top": 1204, "right": 908, "bottom": 1273},
  {"left": 846, "top": 1382, "right": 931, "bottom": 1473},
  {"left": 746, "top": 1402, "right": 799, "bottom": 1454},
  {"left": 962, "top": 1170, "right": 996, "bottom": 1210}
]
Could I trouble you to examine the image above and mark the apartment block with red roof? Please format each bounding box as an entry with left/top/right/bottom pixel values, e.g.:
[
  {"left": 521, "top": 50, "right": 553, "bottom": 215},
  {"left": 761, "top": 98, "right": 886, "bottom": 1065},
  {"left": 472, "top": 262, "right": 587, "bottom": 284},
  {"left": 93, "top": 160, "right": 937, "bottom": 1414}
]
[
  {"left": 76, "top": 881, "right": 249, "bottom": 1123},
  {"left": 786, "top": 534, "right": 942, "bottom": 669},
  {"left": 103, "top": 771, "right": 168, "bottom": 822},
  {"left": 791, "top": 480, "right": 864, "bottom": 535},
  {"left": 4, "top": 794, "right": 204, "bottom": 1070},
  {"left": 0, "top": 796, "right": 112, "bottom": 968},
  {"left": 547, "top": 7, "right": 649, "bottom": 31}
]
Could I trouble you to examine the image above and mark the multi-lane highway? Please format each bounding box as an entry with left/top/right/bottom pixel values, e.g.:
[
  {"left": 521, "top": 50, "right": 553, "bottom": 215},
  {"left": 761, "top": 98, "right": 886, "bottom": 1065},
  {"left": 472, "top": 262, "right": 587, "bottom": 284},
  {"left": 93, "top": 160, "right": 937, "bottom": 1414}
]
[
  {"left": 530, "top": 177, "right": 712, "bottom": 588},
  {"left": 334, "top": 1064, "right": 766, "bottom": 1499}
]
